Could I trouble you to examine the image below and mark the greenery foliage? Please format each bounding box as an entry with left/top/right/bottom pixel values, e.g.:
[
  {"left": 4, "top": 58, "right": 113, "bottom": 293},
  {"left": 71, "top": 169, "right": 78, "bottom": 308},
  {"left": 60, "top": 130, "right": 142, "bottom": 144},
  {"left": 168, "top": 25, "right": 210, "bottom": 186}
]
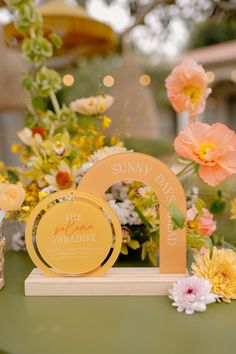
[{"left": 188, "top": 20, "right": 236, "bottom": 49}]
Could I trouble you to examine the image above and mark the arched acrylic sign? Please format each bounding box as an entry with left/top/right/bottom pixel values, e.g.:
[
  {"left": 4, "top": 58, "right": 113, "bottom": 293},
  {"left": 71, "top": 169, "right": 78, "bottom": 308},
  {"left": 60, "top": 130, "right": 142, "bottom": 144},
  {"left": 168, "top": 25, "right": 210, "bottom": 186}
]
[{"left": 79, "top": 152, "right": 186, "bottom": 274}]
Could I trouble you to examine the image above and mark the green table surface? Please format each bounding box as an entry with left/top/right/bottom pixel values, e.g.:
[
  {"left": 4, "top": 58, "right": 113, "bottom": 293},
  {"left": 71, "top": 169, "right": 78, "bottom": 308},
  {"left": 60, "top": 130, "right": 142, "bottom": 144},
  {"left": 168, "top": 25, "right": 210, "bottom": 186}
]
[{"left": 0, "top": 251, "right": 235, "bottom": 354}]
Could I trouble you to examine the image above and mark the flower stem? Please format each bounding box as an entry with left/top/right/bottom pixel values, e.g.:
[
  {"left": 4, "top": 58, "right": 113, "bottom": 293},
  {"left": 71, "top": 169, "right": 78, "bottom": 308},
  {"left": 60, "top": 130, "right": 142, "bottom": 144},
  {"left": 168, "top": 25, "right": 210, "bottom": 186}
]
[
  {"left": 30, "top": 28, "right": 36, "bottom": 39},
  {"left": 168, "top": 153, "right": 178, "bottom": 167},
  {"left": 223, "top": 240, "right": 236, "bottom": 251},
  {"left": 176, "top": 161, "right": 195, "bottom": 177},
  {"left": 50, "top": 91, "right": 61, "bottom": 115}
]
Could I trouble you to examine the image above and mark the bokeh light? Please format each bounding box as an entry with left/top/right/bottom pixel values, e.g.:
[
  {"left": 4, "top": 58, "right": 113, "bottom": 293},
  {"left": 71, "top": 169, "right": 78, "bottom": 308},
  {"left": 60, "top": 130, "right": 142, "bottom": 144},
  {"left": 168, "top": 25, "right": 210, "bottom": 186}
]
[
  {"left": 139, "top": 74, "right": 151, "bottom": 86},
  {"left": 63, "top": 74, "right": 75, "bottom": 87},
  {"left": 103, "top": 75, "right": 115, "bottom": 87},
  {"left": 206, "top": 71, "right": 215, "bottom": 83}
]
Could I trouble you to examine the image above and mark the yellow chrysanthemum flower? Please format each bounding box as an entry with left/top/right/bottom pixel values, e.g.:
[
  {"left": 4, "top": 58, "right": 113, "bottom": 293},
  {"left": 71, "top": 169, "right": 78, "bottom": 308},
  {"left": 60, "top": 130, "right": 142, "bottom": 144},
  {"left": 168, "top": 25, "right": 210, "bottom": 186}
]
[{"left": 192, "top": 248, "right": 236, "bottom": 303}]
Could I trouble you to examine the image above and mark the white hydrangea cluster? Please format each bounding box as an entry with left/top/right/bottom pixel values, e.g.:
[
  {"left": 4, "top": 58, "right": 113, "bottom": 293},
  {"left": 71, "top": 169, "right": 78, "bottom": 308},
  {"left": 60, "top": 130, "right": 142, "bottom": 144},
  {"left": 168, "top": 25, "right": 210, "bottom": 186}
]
[{"left": 108, "top": 199, "right": 142, "bottom": 226}]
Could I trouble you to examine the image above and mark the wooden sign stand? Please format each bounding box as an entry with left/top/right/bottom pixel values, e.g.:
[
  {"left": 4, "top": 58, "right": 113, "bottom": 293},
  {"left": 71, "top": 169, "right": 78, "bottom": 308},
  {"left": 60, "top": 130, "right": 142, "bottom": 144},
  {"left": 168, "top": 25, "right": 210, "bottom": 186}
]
[
  {"left": 25, "top": 153, "right": 188, "bottom": 296},
  {"left": 25, "top": 268, "right": 187, "bottom": 296}
]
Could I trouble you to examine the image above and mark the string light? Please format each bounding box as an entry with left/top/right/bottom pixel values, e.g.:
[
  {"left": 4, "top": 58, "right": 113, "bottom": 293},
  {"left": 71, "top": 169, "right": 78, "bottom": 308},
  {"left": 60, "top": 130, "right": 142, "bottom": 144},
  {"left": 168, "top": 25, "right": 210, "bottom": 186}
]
[
  {"left": 103, "top": 75, "right": 115, "bottom": 88},
  {"left": 139, "top": 74, "right": 151, "bottom": 86},
  {"left": 63, "top": 74, "right": 75, "bottom": 87},
  {"left": 206, "top": 71, "right": 215, "bottom": 83}
]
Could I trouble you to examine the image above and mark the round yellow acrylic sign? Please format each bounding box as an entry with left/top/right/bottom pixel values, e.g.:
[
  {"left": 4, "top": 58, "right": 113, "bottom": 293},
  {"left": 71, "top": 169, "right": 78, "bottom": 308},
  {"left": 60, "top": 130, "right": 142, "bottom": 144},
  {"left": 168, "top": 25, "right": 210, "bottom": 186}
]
[
  {"left": 36, "top": 200, "right": 113, "bottom": 275},
  {"left": 0, "top": 183, "right": 25, "bottom": 211},
  {"left": 25, "top": 190, "right": 122, "bottom": 277}
]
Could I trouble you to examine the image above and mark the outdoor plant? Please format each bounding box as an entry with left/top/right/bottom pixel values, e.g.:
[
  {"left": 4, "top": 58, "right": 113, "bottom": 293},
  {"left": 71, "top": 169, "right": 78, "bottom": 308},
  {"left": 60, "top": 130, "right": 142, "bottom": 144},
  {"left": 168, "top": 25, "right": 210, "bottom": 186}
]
[{"left": 1, "top": 0, "right": 236, "bottom": 269}]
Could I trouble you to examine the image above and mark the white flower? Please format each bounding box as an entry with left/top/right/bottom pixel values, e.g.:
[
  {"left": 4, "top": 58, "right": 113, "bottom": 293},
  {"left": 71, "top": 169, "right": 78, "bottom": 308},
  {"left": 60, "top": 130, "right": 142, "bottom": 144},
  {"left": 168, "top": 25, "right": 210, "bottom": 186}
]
[
  {"left": 44, "top": 161, "right": 78, "bottom": 191},
  {"left": 109, "top": 199, "right": 142, "bottom": 226},
  {"left": 77, "top": 146, "right": 131, "bottom": 179},
  {"left": 52, "top": 141, "right": 66, "bottom": 156},
  {"left": 12, "top": 232, "right": 26, "bottom": 251},
  {"left": 18, "top": 127, "right": 43, "bottom": 147},
  {"left": 169, "top": 275, "right": 217, "bottom": 315},
  {"left": 111, "top": 182, "right": 129, "bottom": 201},
  {"left": 70, "top": 95, "right": 114, "bottom": 115},
  {"left": 89, "top": 146, "right": 129, "bottom": 164}
]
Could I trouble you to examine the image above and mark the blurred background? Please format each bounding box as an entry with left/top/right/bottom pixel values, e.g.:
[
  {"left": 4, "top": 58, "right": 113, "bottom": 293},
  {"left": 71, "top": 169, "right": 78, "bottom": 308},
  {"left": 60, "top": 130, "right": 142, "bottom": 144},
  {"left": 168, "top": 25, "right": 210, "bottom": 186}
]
[
  {"left": 0, "top": 0, "right": 236, "bottom": 245},
  {"left": 0, "top": 0, "right": 236, "bottom": 165}
]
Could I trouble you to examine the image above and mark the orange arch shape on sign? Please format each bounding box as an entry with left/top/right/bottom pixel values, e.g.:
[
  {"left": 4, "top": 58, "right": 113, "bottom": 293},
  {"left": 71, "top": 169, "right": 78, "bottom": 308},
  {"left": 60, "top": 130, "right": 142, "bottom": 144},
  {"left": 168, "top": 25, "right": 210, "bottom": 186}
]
[{"left": 78, "top": 152, "right": 187, "bottom": 274}]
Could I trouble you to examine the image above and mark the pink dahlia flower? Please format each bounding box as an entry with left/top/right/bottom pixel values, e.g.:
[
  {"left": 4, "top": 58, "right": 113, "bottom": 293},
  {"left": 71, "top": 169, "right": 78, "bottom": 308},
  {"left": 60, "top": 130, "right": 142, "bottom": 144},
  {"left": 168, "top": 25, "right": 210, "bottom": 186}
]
[
  {"left": 165, "top": 59, "right": 211, "bottom": 121},
  {"left": 169, "top": 276, "right": 217, "bottom": 315},
  {"left": 174, "top": 122, "right": 236, "bottom": 186}
]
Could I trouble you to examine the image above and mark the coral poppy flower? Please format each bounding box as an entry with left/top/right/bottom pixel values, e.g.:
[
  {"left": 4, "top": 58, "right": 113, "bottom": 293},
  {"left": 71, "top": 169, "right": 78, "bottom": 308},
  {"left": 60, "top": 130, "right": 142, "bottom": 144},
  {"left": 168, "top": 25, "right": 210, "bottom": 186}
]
[
  {"left": 174, "top": 122, "right": 236, "bottom": 186},
  {"left": 165, "top": 59, "right": 211, "bottom": 120}
]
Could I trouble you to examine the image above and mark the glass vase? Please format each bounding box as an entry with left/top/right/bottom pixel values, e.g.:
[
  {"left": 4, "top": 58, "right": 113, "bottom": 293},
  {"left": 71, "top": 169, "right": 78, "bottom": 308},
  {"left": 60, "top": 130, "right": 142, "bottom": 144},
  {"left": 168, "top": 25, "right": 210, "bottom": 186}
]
[{"left": 0, "top": 222, "right": 6, "bottom": 289}]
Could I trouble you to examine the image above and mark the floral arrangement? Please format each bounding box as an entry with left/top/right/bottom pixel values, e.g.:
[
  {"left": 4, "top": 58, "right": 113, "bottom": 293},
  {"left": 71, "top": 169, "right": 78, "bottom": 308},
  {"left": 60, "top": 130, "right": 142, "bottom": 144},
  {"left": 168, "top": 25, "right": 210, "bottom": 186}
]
[
  {"left": 1, "top": 0, "right": 236, "bottom": 298},
  {"left": 169, "top": 247, "right": 236, "bottom": 314},
  {"left": 166, "top": 60, "right": 236, "bottom": 314},
  {"left": 2, "top": 0, "right": 120, "bottom": 225}
]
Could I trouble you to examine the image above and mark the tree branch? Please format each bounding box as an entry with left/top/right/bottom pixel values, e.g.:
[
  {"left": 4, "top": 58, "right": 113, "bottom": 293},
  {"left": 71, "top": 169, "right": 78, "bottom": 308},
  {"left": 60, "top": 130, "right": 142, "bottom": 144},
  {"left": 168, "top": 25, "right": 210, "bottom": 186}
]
[
  {"left": 214, "top": 0, "right": 236, "bottom": 11},
  {"left": 122, "top": 0, "right": 175, "bottom": 36}
]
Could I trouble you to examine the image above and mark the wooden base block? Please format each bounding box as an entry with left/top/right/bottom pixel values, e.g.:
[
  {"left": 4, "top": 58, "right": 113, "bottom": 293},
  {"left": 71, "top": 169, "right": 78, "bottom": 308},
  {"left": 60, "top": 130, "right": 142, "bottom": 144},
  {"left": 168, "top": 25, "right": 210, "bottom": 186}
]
[{"left": 25, "top": 268, "right": 188, "bottom": 296}]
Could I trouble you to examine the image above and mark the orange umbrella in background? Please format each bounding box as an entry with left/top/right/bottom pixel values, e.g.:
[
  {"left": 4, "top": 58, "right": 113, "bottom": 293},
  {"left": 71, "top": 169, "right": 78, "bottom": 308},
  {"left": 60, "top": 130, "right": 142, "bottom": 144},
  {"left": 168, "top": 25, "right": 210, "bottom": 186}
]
[{"left": 3, "top": 0, "right": 118, "bottom": 57}]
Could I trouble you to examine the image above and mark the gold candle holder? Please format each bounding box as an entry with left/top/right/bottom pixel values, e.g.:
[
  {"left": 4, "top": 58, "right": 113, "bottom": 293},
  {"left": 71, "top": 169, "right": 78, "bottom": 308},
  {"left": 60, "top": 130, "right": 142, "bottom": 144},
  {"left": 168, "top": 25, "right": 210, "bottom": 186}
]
[{"left": 0, "top": 222, "right": 6, "bottom": 289}]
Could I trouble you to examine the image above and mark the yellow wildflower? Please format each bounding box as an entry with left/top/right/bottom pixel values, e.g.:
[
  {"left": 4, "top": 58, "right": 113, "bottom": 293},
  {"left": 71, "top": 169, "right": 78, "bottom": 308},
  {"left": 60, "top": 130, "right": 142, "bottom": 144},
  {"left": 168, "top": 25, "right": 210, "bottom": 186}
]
[
  {"left": 110, "top": 136, "right": 123, "bottom": 147},
  {"left": 38, "top": 191, "right": 48, "bottom": 200},
  {"left": 11, "top": 144, "right": 21, "bottom": 153},
  {"left": 22, "top": 206, "right": 30, "bottom": 211},
  {"left": 192, "top": 247, "right": 236, "bottom": 302},
  {"left": 102, "top": 116, "right": 111, "bottom": 129}
]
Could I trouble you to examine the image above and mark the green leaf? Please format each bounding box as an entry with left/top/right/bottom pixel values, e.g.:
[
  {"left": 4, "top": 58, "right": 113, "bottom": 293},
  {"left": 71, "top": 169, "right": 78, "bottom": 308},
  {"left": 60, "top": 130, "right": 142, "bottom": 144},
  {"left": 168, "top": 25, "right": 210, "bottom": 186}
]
[
  {"left": 121, "top": 244, "right": 128, "bottom": 255},
  {"left": 136, "top": 197, "right": 157, "bottom": 209},
  {"left": 128, "top": 239, "right": 140, "bottom": 250},
  {"left": 148, "top": 250, "right": 158, "bottom": 266},
  {"left": 210, "top": 198, "right": 226, "bottom": 214},
  {"left": 217, "top": 190, "right": 223, "bottom": 198},
  {"left": 167, "top": 204, "right": 185, "bottom": 230},
  {"left": 22, "top": 75, "right": 33, "bottom": 90},
  {"left": 50, "top": 33, "right": 63, "bottom": 49},
  {"left": 187, "top": 231, "right": 206, "bottom": 251},
  {"left": 32, "top": 96, "right": 46, "bottom": 111},
  {"left": 194, "top": 198, "right": 207, "bottom": 215},
  {"left": 149, "top": 230, "right": 159, "bottom": 243},
  {"left": 212, "top": 231, "right": 223, "bottom": 245},
  {"left": 204, "top": 237, "right": 213, "bottom": 257},
  {"left": 141, "top": 245, "right": 147, "bottom": 261},
  {"left": 7, "top": 170, "right": 19, "bottom": 183},
  {"left": 134, "top": 206, "right": 152, "bottom": 229},
  {"left": 194, "top": 164, "right": 200, "bottom": 173}
]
